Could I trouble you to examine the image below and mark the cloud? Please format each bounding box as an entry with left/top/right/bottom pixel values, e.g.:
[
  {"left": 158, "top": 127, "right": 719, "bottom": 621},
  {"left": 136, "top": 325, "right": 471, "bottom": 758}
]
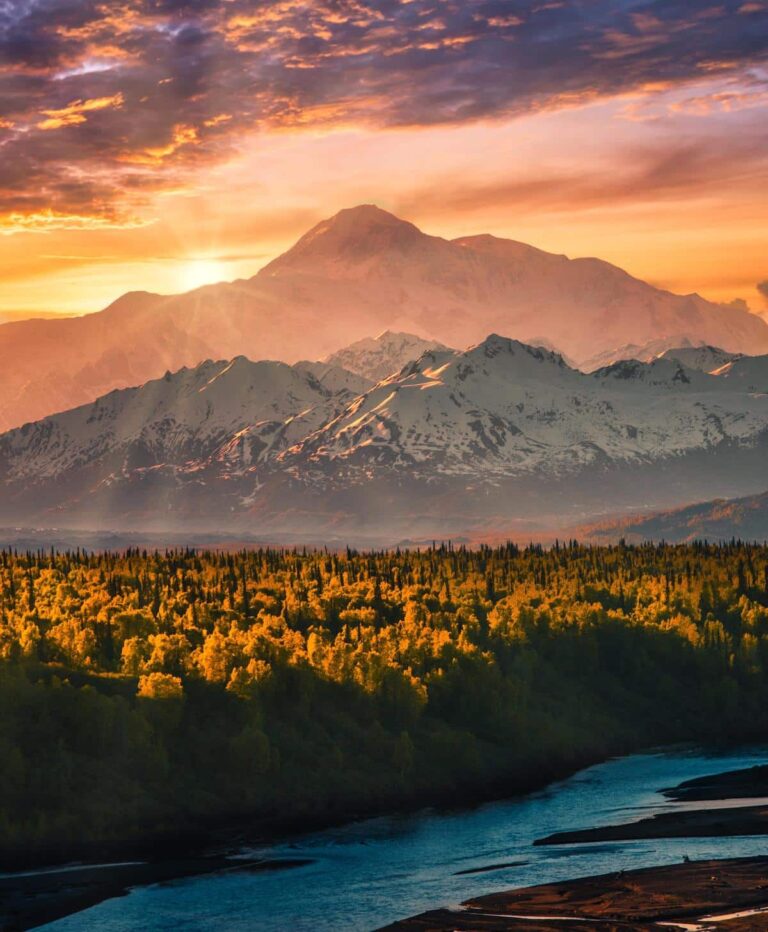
[
  {"left": 395, "top": 128, "right": 768, "bottom": 220},
  {"left": 0, "top": 209, "right": 150, "bottom": 235},
  {"left": 758, "top": 280, "right": 768, "bottom": 301},
  {"left": 37, "top": 93, "right": 124, "bottom": 129},
  {"left": 1, "top": 0, "right": 767, "bottom": 227}
]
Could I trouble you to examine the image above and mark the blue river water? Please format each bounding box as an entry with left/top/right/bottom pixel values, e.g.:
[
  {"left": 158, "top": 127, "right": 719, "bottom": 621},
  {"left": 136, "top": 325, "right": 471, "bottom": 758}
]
[{"left": 41, "top": 745, "right": 768, "bottom": 931}]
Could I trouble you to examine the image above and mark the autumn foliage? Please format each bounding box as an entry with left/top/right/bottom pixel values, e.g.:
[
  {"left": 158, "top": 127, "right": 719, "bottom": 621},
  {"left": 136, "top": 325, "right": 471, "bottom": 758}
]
[{"left": 2, "top": 541, "right": 768, "bottom": 860}]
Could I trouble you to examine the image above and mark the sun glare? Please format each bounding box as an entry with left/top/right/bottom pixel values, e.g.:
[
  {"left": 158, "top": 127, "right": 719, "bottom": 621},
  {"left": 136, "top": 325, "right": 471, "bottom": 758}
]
[{"left": 179, "top": 258, "right": 228, "bottom": 291}]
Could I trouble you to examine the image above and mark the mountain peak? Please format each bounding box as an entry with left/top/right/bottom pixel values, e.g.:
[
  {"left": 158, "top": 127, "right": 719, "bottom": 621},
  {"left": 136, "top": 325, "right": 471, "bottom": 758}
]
[
  {"left": 329, "top": 204, "right": 411, "bottom": 229},
  {"left": 470, "top": 333, "right": 568, "bottom": 368},
  {"left": 260, "top": 205, "right": 428, "bottom": 275},
  {"left": 325, "top": 330, "right": 450, "bottom": 381}
]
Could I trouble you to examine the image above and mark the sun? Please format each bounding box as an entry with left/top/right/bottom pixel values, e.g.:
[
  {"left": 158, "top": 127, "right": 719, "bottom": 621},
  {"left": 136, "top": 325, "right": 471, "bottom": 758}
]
[{"left": 178, "top": 258, "right": 228, "bottom": 292}]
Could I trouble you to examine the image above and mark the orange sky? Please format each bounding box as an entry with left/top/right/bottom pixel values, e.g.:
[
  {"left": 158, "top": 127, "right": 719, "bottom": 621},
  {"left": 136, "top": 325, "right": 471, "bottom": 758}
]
[{"left": 1, "top": 0, "right": 767, "bottom": 317}]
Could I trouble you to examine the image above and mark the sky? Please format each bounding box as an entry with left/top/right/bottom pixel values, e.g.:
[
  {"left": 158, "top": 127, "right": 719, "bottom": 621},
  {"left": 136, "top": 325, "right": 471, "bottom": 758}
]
[{"left": 1, "top": 0, "right": 767, "bottom": 316}]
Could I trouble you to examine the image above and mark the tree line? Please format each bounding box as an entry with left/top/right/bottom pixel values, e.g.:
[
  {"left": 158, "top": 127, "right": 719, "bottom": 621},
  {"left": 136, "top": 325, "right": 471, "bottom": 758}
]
[{"left": 2, "top": 540, "right": 768, "bottom": 862}]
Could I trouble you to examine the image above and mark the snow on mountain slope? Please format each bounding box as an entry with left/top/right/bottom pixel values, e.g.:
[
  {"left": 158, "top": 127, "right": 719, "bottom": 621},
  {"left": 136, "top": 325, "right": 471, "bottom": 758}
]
[
  {"left": 578, "top": 336, "right": 709, "bottom": 372},
  {"left": 290, "top": 360, "right": 372, "bottom": 395},
  {"left": 0, "top": 357, "right": 363, "bottom": 484},
  {"left": 2, "top": 334, "right": 768, "bottom": 536},
  {"left": 659, "top": 345, "right": 744, "bottom": 373},
  {"left": 280, "top": 335, "right": 768, "bottom": 483},
  {"left": 323, "top": 331, "right": 449, "bottom": 381},
  {"left": 581, "top": 339, "right": 749, "bottom": 376},
  {"left": 0, "top": 205, "right": 766, "bottom": 432},
  {"left": 606, "top": 349, "right": 768, "bottom": 393},
  {"left": 702, "top": 353, "right": 768, "bottom": 391},
  {"left": 590, "top": 356, "right": 714, "bottom": 389}
]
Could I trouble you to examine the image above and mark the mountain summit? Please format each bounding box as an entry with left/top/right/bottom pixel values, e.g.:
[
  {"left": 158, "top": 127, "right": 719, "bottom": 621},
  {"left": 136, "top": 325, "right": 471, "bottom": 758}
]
[
  {"left": 0, "top": 205, "right": 765, "bottom": 431},
  {"left": 263, "top": 205, "right": 427, "bottom": 273}
]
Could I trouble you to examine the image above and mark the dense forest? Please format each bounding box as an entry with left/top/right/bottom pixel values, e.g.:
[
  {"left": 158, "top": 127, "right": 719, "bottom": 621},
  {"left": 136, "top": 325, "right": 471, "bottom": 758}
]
[{"left": 2, "top": 541, "right": 768, "bottom": 863}]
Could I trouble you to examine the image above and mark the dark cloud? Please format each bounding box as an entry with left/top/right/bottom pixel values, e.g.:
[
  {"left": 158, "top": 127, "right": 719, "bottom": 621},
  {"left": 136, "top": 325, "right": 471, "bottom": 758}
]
[
  {"left": 758, "top": 281, "right": 768, "bottom": 300},
  {"left": 1, "top": 0, "right": 767, "bottom": 224}
]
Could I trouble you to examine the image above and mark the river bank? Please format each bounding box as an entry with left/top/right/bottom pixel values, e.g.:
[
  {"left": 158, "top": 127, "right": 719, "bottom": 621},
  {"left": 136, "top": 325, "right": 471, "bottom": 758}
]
[
  {"left": 536, "top": 760, "right": 768, "bottom": 846},
  {"left": 0, "top": 856, "right": 312, "bottom": 932},
  {"left": 382, "top": 855, "right": 768, "bottom": 930},
  {"left": 0, "top": 746, "right": 619, "bottom": 931}
]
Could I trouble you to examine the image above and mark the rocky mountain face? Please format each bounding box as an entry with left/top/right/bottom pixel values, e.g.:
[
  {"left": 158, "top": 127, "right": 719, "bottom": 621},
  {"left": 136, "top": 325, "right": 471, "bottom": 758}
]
[
  {"left": 1, "top": 336, "right": 767, "bottom": 541},
  {"left": 0, "top": 205, "right": 766, "bottom": 432}
]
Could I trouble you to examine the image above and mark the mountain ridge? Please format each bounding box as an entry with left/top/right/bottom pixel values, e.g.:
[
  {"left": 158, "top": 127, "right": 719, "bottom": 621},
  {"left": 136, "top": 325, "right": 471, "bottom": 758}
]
[
  {"left": 2, "top": 334, "right": 768, "bottom": 540},
  {"left": 0, "top": 204, "right": 766, "bottom": 432},
  {"left": 581, "top": 490, "right": 768, "bottom": 544}
]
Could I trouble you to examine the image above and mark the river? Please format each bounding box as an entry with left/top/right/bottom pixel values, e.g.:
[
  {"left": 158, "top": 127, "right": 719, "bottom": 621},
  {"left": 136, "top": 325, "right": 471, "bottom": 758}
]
[{"left": 40, "top": 745, "right": 768, "bottom": 931}]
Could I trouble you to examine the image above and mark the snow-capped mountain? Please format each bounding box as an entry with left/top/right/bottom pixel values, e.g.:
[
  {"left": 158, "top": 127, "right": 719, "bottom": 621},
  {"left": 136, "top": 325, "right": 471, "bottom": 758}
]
[
  {"left": 0, "top": 357, "right": 368, "bottom": 489},
  {"left": 292, "top": 360, "right": 374, "bottom": 396},
  {"left": 578, "top": 336, "right": 711, "bottom": 372},
  {"left": 581, "top": 338, "right": 750, "bottom": 377},
  {"left": 658, "top": 345, "right": 744, "bottom": 373},
  {"left": 2, "top": 335, "right": 767, "bottom": 540},
  {"left": 698, "top": 352, "right": 768, "bottom": 391},
  {"left": 324, "top": 331, "right": 449, "bottom": 382},
  {"left": 0, "top": 205, "right": 766, "bottom": 432},
  {"left": 281, "top": 336, "right": 768, "bottom": 483}
]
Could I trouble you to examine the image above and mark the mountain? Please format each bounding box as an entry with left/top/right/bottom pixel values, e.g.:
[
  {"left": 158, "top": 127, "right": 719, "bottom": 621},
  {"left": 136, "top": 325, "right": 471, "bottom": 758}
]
[
  {"left": 324, "top": 331, "right": 449, "bottom": 381},
  {"left": 658, "top": 344, "right": 743, "bottom": 373},
  {"left": 0, "top": 205, "right": 766, "bottom": 432},
  {"left": 581, "top": 490, "right": 768, "bottom": 543},
  {"left": 264, "top": 208, "right": 768, "bottom": 365},
  {"left": 0, "top": 310, "right": 72, "bottom": 325},
  {"left": 283, "top": 338, "right": 768, "bottom": 481},
  {"left": 2, "top": 335, "right": 768, "bottom": 540},
  {"left": 578, "top": 336, "right": 711, "bottom": 372},
  {"left": 580, "top": 338, "right": 750, "bottom": 375},
  {"left": 292, "top": 359, "right": 374, "bottom": 395},
  {"left": 0, "top": 357, "right": 368, "bottom": 526}
]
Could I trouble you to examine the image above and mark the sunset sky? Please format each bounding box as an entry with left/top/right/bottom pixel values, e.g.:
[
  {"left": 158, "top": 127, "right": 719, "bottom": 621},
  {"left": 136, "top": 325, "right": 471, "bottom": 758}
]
[{"left": 1, "top": 0, "right": 767, "bottom": 316}]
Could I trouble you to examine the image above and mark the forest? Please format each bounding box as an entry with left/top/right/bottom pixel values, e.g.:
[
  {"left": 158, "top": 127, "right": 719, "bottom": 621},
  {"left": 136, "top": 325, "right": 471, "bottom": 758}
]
[{"left": 2, "top": 541, "right": 768, "bottom": 863}]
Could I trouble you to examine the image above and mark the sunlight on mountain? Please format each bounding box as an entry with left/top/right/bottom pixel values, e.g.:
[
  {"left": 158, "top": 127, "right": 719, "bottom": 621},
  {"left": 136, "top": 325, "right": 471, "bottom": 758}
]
[{"left": 178, "top": 258, "right": 227, "bottom": 291}]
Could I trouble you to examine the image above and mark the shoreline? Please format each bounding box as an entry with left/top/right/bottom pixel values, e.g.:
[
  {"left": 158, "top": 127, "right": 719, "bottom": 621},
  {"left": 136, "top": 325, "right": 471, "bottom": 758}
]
[
  {"left": 0, "top": 856, "right": 313, "bottom": 932},
  {"left": 536, "top": 759, "right": 768, "bottom": 846},
  {"left": 0, "top": 747, "right": 622, "bottom": 930},
  {"left": 0, "top": 741, "right": 639, "bottom": 867},
  {"left": 382, "top": 856, "right": 768, "bottom": 929},
  {"left": 6, "top": 737, "right": 732, "bottom": 872}
]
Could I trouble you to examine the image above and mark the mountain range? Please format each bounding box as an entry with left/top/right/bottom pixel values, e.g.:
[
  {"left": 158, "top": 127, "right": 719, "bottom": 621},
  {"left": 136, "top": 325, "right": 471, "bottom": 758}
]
[
  {"left": 582, "top": 491, "right": 768, "bottom": 544},
  {"left": 2, "top": 334, "right": 767, "bottom": 542},
  {"left": 1, "top": 205, "right": 766, "bottom": 433}
]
